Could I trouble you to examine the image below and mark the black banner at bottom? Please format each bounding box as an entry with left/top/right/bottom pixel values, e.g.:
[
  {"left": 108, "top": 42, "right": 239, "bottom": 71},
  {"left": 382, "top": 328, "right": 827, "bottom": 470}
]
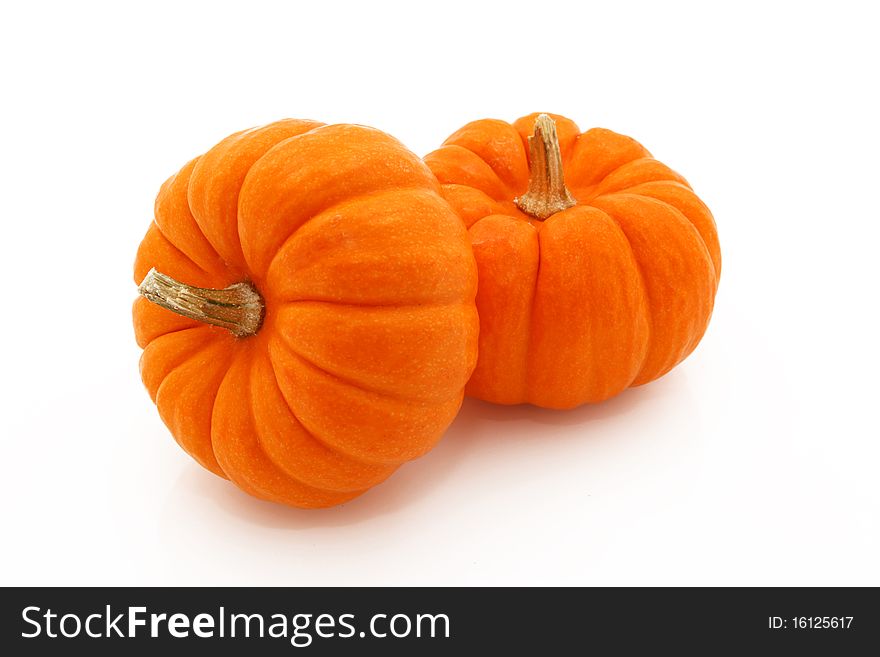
[{"left": 1, "top": 587, "right": 877, "bottom": 654}]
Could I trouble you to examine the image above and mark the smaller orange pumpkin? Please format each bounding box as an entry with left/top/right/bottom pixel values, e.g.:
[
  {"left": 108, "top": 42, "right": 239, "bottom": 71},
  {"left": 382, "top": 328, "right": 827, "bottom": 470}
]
[
  {"left": 425, "top": 113, "right": 721, "bottom": 409},
  {"left": 134, "top": 119, "right": 478, "bottom": 508}
]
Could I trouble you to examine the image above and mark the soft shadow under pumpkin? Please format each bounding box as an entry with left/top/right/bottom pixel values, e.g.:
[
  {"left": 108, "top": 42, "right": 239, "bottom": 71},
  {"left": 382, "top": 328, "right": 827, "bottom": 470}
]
[{"left": 166, "top": 375, "right": 684, "bottom": 529}]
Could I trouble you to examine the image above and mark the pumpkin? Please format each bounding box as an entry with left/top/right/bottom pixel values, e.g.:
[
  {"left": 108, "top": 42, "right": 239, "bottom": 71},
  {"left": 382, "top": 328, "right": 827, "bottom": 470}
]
[
  {"left": 424, "top": 113, "right": 720, "bottom": 409},
  {"left": 134, "top": 119, "right": 478, "bottom": 508}
]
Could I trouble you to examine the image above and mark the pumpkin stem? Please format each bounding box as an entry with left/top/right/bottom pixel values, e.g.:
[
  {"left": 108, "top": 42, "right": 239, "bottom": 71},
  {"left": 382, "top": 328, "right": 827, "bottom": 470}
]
[
  {"left": 515, "top": 114, "right": 577, "bottom": 220},
  {"left": 138, "top": 268, "right": 264, "bottom": 338}
]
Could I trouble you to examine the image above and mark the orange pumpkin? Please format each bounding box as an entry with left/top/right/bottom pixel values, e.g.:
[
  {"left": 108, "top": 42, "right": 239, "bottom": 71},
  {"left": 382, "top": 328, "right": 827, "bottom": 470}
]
[
  {"left": 134, "top": 119, "right": 478, "bottom": 508},
  {"left": 424, "top": 113, "right": 720, "bottom": 409}
]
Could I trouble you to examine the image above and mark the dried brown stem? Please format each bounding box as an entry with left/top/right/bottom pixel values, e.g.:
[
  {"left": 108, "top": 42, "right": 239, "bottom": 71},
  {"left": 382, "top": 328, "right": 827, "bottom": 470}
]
[
  {"left": 138, "top": 268, "right": 264, "bottom": 338},
  {"left": 515, "top": 114, "right": 577, "bottom": 220}
]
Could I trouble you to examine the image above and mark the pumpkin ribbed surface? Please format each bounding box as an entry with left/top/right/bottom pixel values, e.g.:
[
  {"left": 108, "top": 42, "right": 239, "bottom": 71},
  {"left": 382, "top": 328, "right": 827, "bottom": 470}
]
[
  {"left": 134, "top": 119, "right": 478, "bottom": 508},
  {"left": 424, "top": 113, "right": 720, "bottom": 409}
]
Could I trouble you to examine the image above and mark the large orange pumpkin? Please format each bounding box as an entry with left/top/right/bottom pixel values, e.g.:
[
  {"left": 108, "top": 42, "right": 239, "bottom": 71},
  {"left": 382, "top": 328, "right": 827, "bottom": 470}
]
[
  {"left": 424, "top": 113, "right": 720, "bottom": 409},
  {"left": 134, "top": 119, "right": 478, "bottom": 508}
]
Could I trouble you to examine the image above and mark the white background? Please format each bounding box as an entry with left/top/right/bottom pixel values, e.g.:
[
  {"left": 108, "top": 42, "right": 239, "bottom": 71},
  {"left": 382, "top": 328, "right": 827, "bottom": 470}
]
[{"left": 1, "top": 0, "right": 877, "bottom": 586}]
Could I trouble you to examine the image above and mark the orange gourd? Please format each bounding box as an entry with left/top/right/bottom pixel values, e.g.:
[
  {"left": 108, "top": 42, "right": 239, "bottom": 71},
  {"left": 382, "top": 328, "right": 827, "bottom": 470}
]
[
  {"left": 424, "top": 113, "right": 720, "bottom": 409},
  {"left": 134, "top": 119, "right": 478, "bottom": 508}
]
